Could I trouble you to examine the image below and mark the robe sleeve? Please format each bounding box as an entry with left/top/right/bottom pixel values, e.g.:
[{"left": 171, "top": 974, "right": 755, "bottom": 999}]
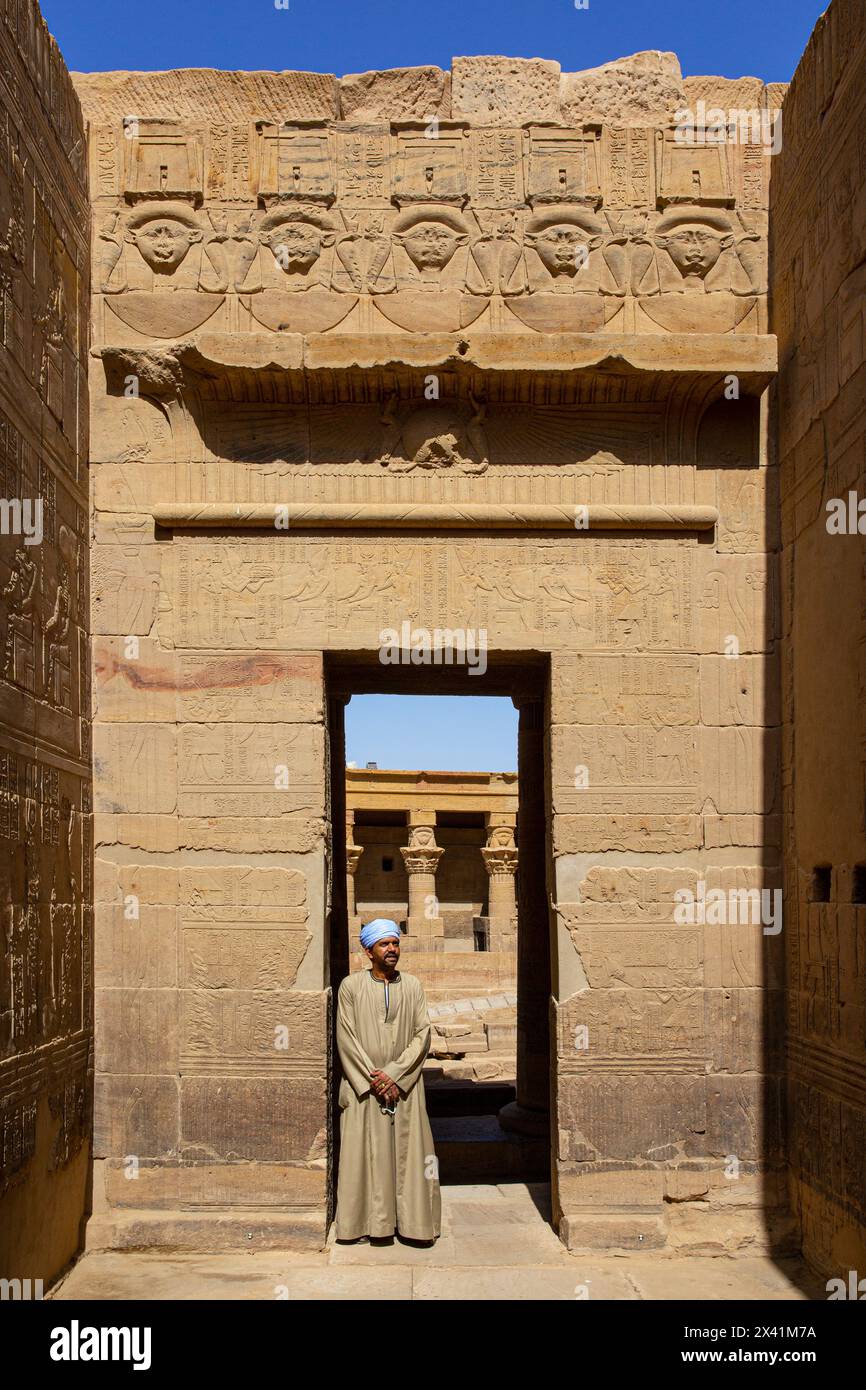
[
  {"left": 336, "top": 977, "right": 375, "bottom": 1099},
  {"left": 385, "top": 980, "right": 431, "bottom": 1096}
]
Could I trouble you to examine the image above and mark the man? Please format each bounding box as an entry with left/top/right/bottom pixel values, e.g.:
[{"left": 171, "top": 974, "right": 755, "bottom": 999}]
[{"left": 334, "top": 918, "right": 441, "bottom": 1243}]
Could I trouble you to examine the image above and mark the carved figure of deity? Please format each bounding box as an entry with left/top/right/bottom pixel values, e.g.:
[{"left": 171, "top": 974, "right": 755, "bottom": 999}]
[
  {"left": 632, "top": 205, "right": 763, "bottom": 333},
  {"left": 372, "top": 204, "right": 475, "bottom": 293},
  {"left": 100, "top": 202, "right": 227, "bottom": 294},
  {"left": 237, "top": 206, "right": 339, "bottom": 293},
  {"left": 504, "top": 205, "right": 626, "bottom": 332},
  {"left": 371, "top": 393, "right": 489, "bottom": 472}
]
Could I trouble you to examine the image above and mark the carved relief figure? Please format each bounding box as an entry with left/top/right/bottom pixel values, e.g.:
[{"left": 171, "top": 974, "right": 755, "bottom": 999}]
[
  {"left": 101, "top": 202, "right": 227, "bottom": 294},
  {"left": 237, "top": 206, "right": 357, "bottom": 332},
  {"left": 370, "top": 204, "right": 489, "bottom": 332},
  {"left": 387, "top": 206, "right": 472, "bottom": 290},
  {"left": 505, "top": 205, "right": 626, "bottom": 332},
  {"left": 0, "top": 140, "right": 26, "bottom": 348},
  {"left": 468, "top": 212, "right": 523, "bottom": 298},
  {"left": 238, "top": 206, "right": 339, "bottom": 293},
  {"left": 332, "top": 213, "right": 392, "bottom": 294},
  {"left": 3, "top": 548, "right": 37, "bottom": 690},
  {"left": 633, "top": 205, "right": 762, "bottom": 333},
  {"left": 99, "top": 201, "right": 228, "bottom": 337},
  {"left": 371, "top": 393, "right": 489, "bottom": 473},
  {"left": 44, "top": 559, "right": 72, "bottom": 708}
]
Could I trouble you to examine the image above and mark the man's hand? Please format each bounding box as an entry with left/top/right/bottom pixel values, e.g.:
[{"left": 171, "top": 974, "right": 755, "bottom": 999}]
[{"left": 370, "top": 1069, "right": 399, "bottom": 1103}]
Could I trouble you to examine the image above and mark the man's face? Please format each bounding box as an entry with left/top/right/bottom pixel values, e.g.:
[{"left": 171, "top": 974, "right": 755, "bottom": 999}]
[
  {"left": 366, "top": 936, "right": 401, "bottom": 970},
  {"left": 659, "top": 225, "right": 727, "bottom": 279},
  {"left": 133, "top": 219, "right": 197, "bottom": 271},
  {"left": 400, "top": 222, "right": 462, "bottom": 271}
]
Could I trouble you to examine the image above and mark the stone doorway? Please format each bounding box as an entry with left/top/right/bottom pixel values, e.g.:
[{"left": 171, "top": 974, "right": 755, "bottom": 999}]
[{"left": 325, "top": 654, "right": 553, "bottom": 1224}]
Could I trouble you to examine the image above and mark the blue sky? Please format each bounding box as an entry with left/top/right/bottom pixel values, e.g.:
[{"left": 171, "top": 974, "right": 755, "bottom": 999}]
[
  {"left": 44, "top": 0, "right": 822, "bottom": 83},
  {"left": 346, "top": 696, "right": 518, "bottom": 772}
]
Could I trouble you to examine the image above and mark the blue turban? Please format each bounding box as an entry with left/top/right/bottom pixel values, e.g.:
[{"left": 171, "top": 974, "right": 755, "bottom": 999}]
[{"left": 360, "top": 918, "right": 402, "bottom": 950}]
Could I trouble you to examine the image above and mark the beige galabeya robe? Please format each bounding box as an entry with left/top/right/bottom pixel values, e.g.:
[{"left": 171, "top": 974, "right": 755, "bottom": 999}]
[{"left": 334, "top": 968, "right": 441, "bottom": 1241}]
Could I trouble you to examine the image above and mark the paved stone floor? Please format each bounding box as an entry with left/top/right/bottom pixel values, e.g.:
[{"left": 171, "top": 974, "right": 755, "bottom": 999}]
[{"left": 52, "top": 1184, "right": 825, "bottom": 1301}]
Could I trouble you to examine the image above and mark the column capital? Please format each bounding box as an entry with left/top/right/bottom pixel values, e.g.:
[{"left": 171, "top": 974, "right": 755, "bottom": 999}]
[
  {"left": 401, "top": 845, "right": 443, "bottom": 875},
  {"left": 482, "top": 846, "right": 518, "bottom": 876},
  {"left": 346, "top": 844, "right": 364, "bottom": 875}
]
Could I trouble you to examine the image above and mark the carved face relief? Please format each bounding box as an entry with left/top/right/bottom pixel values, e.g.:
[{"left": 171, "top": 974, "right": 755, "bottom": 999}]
[
  {"left": 266, "top": 221, "right": 324, "bottom": 275},
  {"left": 399, "top": 221, "right": 464, "bottom": 272},
  {"left": 530, "top": 223, "right": 593, "bottom": 278},
  {"left": 131, "top": 218, "right": 201, "bottom": 272},
  {"left": 656, "top": 224, "right": 732, "bottom": 285}
]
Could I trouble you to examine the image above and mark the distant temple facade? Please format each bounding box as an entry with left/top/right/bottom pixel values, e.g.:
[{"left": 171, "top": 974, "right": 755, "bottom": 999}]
[{"left": 346, "top": 767, "right": 518, "bottom": 952}]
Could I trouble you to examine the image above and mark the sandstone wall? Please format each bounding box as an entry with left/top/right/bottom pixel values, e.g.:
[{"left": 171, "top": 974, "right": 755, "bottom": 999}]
[
  {"left": 77, "top": 52, "right": 784, "bottom": 1252},
  {"left": 771, "top": 0, "right": 866, "bottom": 1277},
  {"left": 0, "top": 2, "right": 91, "bottom": 1284}
]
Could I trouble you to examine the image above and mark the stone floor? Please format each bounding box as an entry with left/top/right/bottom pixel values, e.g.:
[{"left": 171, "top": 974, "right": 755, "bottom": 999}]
[{"left": 51, "top": 1184, "right": 825, "bottom": 1301}]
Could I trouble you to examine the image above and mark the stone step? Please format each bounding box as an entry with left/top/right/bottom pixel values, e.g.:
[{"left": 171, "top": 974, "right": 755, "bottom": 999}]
[
  {"left": 430, "top": 1036, "right": 490, "bottom": 1056},
  {"left": 430, "top": 1114, "right": 549, "bottom": 1184}
]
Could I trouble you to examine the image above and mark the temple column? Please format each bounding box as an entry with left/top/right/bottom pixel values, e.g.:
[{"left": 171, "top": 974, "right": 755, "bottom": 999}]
[
  {"left": 345, "top": 812, "right": 363, "bottom": 927},
  {"left": 482, "top": 813, "right": 518, "bottom": 953},
  {"left": 400, "top": 810, "right": 444, "bottom": 944},
  {"left": 499, "top": 692, "right": 550, "bottom": 1138}
]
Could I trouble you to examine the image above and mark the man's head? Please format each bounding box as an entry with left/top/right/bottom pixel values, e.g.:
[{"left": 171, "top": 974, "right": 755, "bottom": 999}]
[{"left": 360, "top": 917, "right": 402, "bottom": 969}]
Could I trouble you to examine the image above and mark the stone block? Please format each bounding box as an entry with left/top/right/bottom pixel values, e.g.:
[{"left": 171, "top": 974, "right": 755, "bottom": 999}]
[
  {"left": 339, "top": 66, "right": 449, "bottom": 122},
  {"left": 561, "top": 51, "right": 684, "bottom": 126},
  {"left": 180, "top": 1077, "right": 326, "bottom": 1162},
  {"left": 451, "top": 56, "right": 560, "bottom": 125}
]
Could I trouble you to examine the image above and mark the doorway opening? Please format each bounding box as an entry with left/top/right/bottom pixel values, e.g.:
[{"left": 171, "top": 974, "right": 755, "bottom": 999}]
[{"left": 325, "top": 653, "right": 553, "bottom": 1216}]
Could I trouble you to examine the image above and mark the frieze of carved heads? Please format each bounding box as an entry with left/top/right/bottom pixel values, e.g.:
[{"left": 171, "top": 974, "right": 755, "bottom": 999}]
[{"left": 91, "top": 118, "right": 770, "bottom": 340}]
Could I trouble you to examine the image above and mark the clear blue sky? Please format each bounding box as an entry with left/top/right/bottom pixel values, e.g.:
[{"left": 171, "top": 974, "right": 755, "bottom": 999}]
[
  {"left": 43, "top": 0, "right": 823, "bottom": 83},
  {"left": 346, "top": 696, "right": 518, "bottom": 772}
]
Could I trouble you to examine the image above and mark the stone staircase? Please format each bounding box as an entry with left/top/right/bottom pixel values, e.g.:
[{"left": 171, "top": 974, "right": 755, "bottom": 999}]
[{"left": 421, "top": 987, "right": 546, "bottom": 1183}]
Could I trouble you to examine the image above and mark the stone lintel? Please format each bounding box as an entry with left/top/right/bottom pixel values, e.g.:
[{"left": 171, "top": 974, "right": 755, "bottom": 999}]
[{"left": 96, "top": 331, "right": 777, "bottom": 398}]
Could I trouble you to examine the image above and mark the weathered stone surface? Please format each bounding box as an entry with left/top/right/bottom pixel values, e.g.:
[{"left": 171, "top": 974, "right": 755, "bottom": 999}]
[
  {"left": 451, "top": 55, "right": 560, "bottom": 124},
  {"left": 561, "top": 51, "right": 684, "bottom": 126},
  {"left": 772, "top": 0, "right": 866, "bottom": 1279},
  {"left": 0, "top": 0, "right": 91, "bottom": 1287},
  {"left": 73, "top": 67, "right": 339, "bottom": 124},
  {"left": 339, "top": 65, "right": 449, "bottom": 121},
  {"left": 180, "top": 1077, "right": 326, "bottom": 1162},
  {"left": 682, "top": 74, "right": 767, "bottom": 113},
  {"left": 41, "top": 13, "right": 858, "bottom": 1272}
]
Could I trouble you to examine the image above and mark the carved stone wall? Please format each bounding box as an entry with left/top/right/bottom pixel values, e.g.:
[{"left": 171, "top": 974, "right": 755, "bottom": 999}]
[
  {"left": 0, "top": 2, "right": 91, "bottom": 1284},
  {"left": 74, "top": 52, "right": 774, "bottom": 351},
  {"left": 78, "top": 52, "right": 786, "bottom": 1253},
  {"left": 771, "top": 0, "right": 866, "bottom": 1278}
]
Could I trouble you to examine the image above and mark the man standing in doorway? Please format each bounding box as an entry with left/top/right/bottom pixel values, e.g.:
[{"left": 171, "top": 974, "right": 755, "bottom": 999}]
[{"left": 334, "top": 918, "right": 441, "bottom": 1243}]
